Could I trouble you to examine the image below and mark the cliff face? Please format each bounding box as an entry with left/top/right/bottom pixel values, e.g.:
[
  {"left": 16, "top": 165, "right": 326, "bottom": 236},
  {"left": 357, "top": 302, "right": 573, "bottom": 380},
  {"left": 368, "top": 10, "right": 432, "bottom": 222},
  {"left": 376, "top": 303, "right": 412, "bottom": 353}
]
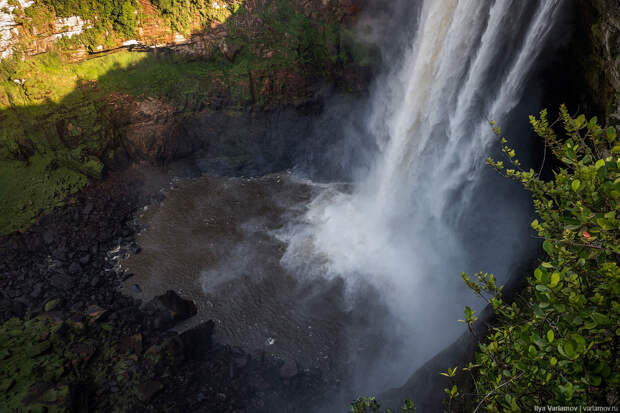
[
  {"left": 0, "top": 0, "right": 360, "bottom": 61},
  {"left": 576, "top": 0, "right": 620, "bottom": 125},
  {"left": 0, "top": 0, "right": 372, "bottom": 235},
  {"left": 595, "top": 0, "right": 620, "bottom": 124}
]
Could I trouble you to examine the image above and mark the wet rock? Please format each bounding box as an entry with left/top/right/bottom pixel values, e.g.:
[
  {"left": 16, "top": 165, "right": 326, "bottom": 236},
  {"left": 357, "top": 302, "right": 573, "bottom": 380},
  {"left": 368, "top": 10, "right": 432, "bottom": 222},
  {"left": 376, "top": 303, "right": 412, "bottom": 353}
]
[
  {"left": 30, "top": 284, "right": 43, "bottom": 299},
  {"left": 279, "top": 359, "right": 298, "bottom": 379},
  {"left": 180, "top": 320, "right": 215, "bottom": 361},
  {"left": 43, "top": 230, "right": 54, "bottom": 245},
  {"left": 68, "top": 261, "right": 82, "bottom": 274},
  {"left": 131, "top": 284, "right": 142, "bottom": 294},
  {"left": 138, "top": 380, "right": 164, "bottom": 402},
  {"left": 129, "top": 243, "right": 141, "bottom": 254},
  {"left": 52, "top": 248, "right": 68, "bottom": 261},
  {"left": 82, "top": 202, "right": 94, "bottom": 216},
  {"left": 90, "top": 275, "right": 101, "bottom": 288},
  {"left": 50, "top": 273, "right": 72, "bottom": 290},
  {"left": 79, "top": 254, "right": 91, "bottom": 265},
  {"left": 144, "top": 290, "right": 197, "bottom": 329}
]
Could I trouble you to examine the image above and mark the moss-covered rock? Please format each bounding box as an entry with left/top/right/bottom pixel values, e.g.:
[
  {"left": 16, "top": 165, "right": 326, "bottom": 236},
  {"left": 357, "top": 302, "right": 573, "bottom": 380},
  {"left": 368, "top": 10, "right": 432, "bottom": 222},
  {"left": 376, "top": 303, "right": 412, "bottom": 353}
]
[
  {"left": 0, "top": 314, "right": 186, "bottom": 412},
  {"left": 0, "top": 0, "right": 372, "bottom": 235}
]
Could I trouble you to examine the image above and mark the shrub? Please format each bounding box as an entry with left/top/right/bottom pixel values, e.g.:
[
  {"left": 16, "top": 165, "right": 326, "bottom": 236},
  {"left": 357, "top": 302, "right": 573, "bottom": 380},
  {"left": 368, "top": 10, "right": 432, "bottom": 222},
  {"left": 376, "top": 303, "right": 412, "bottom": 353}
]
[
  {"left": 350, "top": 397, "right": 416, "bottom": 413},
  {"left": 453, "top": 106, "right": 619, "bottom": 411}
]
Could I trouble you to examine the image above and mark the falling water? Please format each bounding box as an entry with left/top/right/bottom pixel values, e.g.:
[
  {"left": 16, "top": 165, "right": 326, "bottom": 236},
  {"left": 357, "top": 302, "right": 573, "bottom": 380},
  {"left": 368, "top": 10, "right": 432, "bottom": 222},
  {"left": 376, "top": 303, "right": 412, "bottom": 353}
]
[{"left": 282, "top": 0, "right": 566, "bottom": 391}]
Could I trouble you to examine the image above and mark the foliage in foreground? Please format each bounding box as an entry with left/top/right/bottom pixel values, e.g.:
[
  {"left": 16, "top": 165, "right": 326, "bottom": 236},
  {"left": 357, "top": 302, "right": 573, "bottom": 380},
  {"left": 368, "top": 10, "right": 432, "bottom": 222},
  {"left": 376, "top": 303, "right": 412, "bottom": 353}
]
[
  {"left": 450, "top": 106, "right": 619, "bottom": 411},
  {"left": 352, "top": 107, "right": 619, "bottom": 412},
  {"left": 350, "top": 397, "right": 416, "bottom": 413}
]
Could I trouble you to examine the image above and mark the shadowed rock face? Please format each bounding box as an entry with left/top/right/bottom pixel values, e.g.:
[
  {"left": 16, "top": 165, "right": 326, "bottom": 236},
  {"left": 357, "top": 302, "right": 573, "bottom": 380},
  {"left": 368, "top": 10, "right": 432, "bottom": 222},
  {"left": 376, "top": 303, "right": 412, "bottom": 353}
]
[
  {"left": 591, "top": 0, "right": 620, "bottom": 123},
  {"left": 143, "top": 290, "right": 198, "bottom": 330},
  {"left": 113, "top": 96, "right": 198, "bottom": 165}
]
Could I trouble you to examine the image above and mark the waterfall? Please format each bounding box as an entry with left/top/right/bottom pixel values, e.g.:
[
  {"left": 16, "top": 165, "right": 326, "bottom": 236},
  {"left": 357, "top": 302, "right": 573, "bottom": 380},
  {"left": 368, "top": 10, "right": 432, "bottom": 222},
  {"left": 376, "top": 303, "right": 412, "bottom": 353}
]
[{"left": 281, "top": 0, "right": 566, "bottom": 390}]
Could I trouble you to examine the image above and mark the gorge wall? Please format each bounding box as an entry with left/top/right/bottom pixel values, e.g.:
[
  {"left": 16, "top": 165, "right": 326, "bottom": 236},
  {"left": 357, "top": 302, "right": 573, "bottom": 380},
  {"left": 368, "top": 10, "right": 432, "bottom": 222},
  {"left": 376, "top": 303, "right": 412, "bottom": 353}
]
[{"left": 0, "top": 0, "right": 373, "bottom": 235}]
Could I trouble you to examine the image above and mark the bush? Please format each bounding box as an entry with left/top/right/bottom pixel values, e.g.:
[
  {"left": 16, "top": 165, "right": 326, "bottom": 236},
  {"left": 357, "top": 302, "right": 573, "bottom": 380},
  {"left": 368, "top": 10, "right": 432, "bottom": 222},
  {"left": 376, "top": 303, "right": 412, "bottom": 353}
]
[
  {"left": 453, "top": 106, "right": 619, "bottom": 411},
  {"left": 350, "top": 397, "right": 416, "bottom": 413}
]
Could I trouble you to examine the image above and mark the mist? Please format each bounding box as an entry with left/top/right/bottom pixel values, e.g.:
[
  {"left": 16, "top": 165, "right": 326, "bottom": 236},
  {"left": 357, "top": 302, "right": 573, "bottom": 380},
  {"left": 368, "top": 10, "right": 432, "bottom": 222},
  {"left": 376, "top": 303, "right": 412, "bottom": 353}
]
[{"left": 281, "top": 0, "right": 573, "bottom": 398}]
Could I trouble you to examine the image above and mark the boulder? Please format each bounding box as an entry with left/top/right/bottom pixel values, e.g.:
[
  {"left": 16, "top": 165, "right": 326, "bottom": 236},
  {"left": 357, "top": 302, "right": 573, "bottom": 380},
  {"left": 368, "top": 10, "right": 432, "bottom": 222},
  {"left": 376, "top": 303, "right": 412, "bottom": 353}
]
[
  {"left": 180, "top": 320, "right": 215, "bottom": 361},
  {"left": 144, "top": 290, "right": 197, "bottom": 330}
]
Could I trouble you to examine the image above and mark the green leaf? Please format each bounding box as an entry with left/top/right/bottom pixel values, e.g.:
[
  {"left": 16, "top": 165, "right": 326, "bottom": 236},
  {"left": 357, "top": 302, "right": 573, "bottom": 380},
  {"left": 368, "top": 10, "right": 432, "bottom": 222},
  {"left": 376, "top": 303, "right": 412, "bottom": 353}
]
[
  {"left": 606, "top": 126, "right": 617, "bottom": 142},
  {"left": 571, "top": 334, "right": 586, "bottom": 352},
  {"left": 571, "top": 179, "right": 581, "bottom": 192},
  {"left": 463, "top": 306, "right": 477, "bottom": 324},
  {"left": 549, "top": 272, "right": 560, "bottom": 288},
  {"left": 547, "top": 330, "right": 555, "bottom": 343},
  {"left": 559, "top": 340, "right": 576, "bottom": 358},
  {"left": 534, "top": 268, "right": 543, "bottom": 281},
  {"left": 575, "top": 114, "right": 586, "bottom": 129},
  {"left": 595, "top": 159, "right": 606, "bottom": 169},
  {"left": 591, "top": 313, "right": 610, "bottom": 326},
  {"left": 542, "top": 240, "right": 553, "bottom": 255}
]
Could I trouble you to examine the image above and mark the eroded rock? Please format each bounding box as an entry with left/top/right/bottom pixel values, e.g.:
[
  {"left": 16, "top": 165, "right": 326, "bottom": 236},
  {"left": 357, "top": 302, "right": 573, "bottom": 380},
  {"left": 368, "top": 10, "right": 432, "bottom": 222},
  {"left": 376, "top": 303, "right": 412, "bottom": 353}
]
[{"left": 144, "top": 290, "right": 197, "bottom": 330}]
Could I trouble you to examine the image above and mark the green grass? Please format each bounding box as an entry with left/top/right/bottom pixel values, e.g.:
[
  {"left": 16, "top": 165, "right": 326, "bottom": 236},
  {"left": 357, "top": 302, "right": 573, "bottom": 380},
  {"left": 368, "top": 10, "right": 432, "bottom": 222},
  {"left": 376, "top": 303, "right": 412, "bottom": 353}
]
[
  {"left": 0, "top": 314, "right": 165, "bottom": 412},
  {"left": 0, "top": 155, "right": 89, "bottom": 234},
  {"left": 0, "top": 317, "right": 72, "bottom": 413},
  {"left": 0, "top": 50, "right": 284, "bottom": 234},
  {"left": 0, "top": 0, "right": 371, "bottom": 235}
]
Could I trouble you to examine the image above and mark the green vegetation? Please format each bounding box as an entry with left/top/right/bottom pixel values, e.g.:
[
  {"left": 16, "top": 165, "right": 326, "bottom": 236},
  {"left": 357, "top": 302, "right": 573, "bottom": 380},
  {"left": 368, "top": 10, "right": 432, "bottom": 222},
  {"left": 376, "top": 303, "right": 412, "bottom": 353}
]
[
  {"left": 1, "top": 317, "right": 70, "bottom": 413},
  {"left": 0, "top": 51, "right": 142, "bottom": 234},
  {"left": 0, "top": 0, "right": 370, "bottom": 235},
  {"left": 0, "top": 49, "right": 216, "bottom": 234},
  {"left": 352, "top": 108, "right": 618, "bottom": 411},
  {"left": 151, "top": 0, "right": 239, "bottom": 33},
  {"left": 0, "top": 315, "right": 155, "bottom": 412},
  {"left": 15, "top": 0, "right": 140, "bottom": 51},
  {"left": 350, "top": 397, "right": 416, "bottom": 413},
  {"left": 448, "top": 106, "right": 619, "bottom": 411}
]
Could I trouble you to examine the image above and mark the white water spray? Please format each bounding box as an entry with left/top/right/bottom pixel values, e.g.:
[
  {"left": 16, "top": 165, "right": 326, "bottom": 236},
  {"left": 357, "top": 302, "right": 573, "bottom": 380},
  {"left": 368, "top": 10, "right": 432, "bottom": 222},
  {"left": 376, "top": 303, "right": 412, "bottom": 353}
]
[{"left": 282, "top": 0, "right": 565, "bottom": 389}]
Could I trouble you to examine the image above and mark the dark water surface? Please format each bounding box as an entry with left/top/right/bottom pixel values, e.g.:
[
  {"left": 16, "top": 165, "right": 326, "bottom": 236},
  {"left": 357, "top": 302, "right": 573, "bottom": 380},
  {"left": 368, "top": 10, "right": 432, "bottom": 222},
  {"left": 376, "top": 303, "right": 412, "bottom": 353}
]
[{"left": 121, "top": 173, "right": 385, "bottom": 381}]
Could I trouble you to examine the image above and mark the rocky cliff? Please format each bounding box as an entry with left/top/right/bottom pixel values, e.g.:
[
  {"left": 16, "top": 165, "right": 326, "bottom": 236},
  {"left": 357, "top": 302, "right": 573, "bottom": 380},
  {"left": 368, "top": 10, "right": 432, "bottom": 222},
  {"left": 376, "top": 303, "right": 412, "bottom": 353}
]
[
  {"left": 0, "top": 0, "right": 372, "bottom": 235},
  {"left": 1, "top": 0, "right": 361, "bottom": 60},
  {"left": 594, "top": 0, "right": 619, "bottom": 124},
  {"left": 576, "top": 0, "right": 620, "bottom": 125}
]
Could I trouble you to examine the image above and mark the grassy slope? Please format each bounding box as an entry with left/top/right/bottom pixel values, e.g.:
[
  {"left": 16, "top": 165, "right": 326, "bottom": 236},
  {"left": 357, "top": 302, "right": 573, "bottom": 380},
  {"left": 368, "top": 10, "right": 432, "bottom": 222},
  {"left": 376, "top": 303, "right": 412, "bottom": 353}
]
[{"left": 0, "top": 0, "right": 371, "bottom": 235}]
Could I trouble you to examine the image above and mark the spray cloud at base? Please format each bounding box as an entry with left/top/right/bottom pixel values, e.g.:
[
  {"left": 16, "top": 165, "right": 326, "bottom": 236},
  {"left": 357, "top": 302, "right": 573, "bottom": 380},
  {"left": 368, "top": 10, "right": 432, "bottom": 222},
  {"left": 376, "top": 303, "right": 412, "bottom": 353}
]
[{"left": 280, "top": 0, "right": 570, "bottom": 393}]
